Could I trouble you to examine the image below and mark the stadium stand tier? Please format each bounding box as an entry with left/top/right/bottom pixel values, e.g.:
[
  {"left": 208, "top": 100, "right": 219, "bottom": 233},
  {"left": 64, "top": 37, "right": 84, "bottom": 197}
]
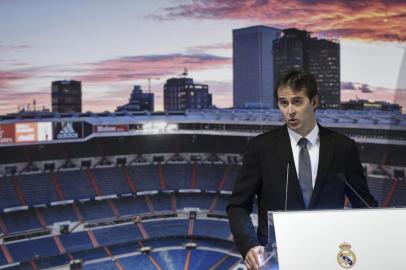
[{"left": 0, "top": 108, "right": 404, "bottom": 269}]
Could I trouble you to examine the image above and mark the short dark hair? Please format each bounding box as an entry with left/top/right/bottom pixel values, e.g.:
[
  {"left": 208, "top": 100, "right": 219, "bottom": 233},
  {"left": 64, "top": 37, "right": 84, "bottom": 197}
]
[{"left": 274, "top": 69, "right": 318, "bottom": 100}]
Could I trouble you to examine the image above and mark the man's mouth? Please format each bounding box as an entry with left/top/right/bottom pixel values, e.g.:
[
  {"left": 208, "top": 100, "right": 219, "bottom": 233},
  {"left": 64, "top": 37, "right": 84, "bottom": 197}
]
[{"left": 289, "top": 119, "right": 298, "bottom": 125}]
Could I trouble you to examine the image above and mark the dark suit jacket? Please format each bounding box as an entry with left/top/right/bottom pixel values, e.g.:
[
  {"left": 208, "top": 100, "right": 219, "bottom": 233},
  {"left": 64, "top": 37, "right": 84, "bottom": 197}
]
[{"left": 226, "top": 124, "right": 377, "bottom": 258}]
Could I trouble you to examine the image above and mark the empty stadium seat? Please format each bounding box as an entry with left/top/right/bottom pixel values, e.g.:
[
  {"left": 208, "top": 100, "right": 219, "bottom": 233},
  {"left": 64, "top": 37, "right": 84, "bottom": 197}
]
[
  {"left": 7, "top": 237, "right": 59, "bottom": 262},
  {"left": 92, "top": 224, "right": 142, "bottom": 246},
  {"left": 59, "top": 231, "right": 93, "bottom": 253},
  {"left": 193, "top": 219, "right": 231, "bottom": 240},
  {"left": 127, "top": 165, "right": 160, "bottom": 191},
  {"left": 2, "top": 209, "right": 41, "bottom": 233},
  {"left": 143, "top": 219, "right": 188, "bottom": 238},
  {"left": 17, "top": 173, "right": 59, "bottom": 206},
  {"left": 163, "top": 164, "right": 193, "bottom": 190},
  {"left": 57, "top": 170, "right": 95, "bottom": 200},
  {"left": 0, "top": 176, "right": 21, "bottom": 209},
  {"left": 90, "top": 167, "right": 130, "bottom": 195}
]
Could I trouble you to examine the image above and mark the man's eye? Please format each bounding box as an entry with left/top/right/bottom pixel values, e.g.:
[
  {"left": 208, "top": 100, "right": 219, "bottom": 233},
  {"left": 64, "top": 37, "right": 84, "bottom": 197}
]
[
  {"left": 279, "top": 101, "right": 288, "bottom": 106},
  {"left": 292, "top": 99, "right": 302, "bottom": 105}
]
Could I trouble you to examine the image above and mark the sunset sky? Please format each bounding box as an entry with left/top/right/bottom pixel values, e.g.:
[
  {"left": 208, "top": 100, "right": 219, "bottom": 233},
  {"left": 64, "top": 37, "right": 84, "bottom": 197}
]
[{"left": 1, "top": 0, "right": 405, "bottom": 114}]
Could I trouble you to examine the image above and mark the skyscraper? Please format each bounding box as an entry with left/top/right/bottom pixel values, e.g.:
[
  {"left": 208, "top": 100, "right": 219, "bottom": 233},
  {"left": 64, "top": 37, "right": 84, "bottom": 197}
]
[
  {"left": 51, "top": 80, "right": 82, "bottom": 113},
  {"left": 308, "top": 38, "right": 341, "bottom": 109},
  {"left": 273, "top": 28, "right": 340, "bottom": 109},
  {"left": 116, "top": 85, "right": 154, "bottom": 112},
  {"left": 164, "top": 76, "right": 212, "bottom": 111},
  {"left": 233, "top": 25, "right": 282, "bottom": 108}
]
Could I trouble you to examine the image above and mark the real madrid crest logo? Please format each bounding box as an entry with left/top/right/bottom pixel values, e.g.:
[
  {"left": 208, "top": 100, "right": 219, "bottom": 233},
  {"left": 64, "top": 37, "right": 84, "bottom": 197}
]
[{"left": 337, "top": 242, "right": 356, "bottom": 268}]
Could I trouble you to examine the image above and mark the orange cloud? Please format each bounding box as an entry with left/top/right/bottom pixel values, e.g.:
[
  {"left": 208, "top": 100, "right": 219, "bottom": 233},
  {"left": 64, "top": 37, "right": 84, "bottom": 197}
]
[
  {"left": 186, "top": 43, "right": 232, "bottom": 53},
  {"left": 0, "top": 70, "right": 33, "bottom": 88},
  {"left": 78, "top": 53, "right": 231, "bottom": 84},
  {"left": 0, "top": 88, "right": 50, "bottom": 115},
  {"left": 161, "top": 0, "right": 406, "bottom": 42}
]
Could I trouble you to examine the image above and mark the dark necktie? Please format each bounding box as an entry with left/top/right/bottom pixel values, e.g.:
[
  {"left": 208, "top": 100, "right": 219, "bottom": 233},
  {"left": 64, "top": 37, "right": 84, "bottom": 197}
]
[{"left": 298, "top": 138, "right": 313, "bottom": 208}]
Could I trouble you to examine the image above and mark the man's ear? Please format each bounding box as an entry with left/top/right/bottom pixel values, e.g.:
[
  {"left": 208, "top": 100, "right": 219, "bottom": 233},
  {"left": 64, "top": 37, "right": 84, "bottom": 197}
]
[{"left": 312, "top": 95, "right": 318, "bottom": 109}]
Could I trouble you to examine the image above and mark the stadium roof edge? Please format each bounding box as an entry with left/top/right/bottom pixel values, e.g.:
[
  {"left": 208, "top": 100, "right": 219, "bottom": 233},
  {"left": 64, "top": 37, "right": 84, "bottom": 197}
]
[{"left": 0, "top": 109, "right": 405, "bottom": 128}]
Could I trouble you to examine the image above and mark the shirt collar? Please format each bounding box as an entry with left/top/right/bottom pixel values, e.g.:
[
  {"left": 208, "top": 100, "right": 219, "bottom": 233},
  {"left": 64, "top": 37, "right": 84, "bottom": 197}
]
[{"left": 287, "top": 122, "right": 319, "bottom": 146}]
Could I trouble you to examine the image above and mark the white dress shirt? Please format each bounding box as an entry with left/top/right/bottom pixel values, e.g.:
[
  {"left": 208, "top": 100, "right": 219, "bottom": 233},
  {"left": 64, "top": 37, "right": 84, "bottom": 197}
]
[{"left": 287, "top": 123, "right": 320, "bottom": 188}]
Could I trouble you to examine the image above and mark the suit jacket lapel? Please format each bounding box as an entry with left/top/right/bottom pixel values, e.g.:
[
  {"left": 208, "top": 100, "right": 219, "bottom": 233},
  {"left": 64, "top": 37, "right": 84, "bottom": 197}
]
[
  {"left": 275, "top": 125, "right": 305, "bottom": 208},
  {"left": 309, "top": 124, "right": 334, "bottom": 208}
]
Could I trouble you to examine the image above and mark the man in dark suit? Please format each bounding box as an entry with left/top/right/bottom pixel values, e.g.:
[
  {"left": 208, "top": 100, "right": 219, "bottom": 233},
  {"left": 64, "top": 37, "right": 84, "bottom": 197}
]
[{"left": 227, "top": 70, "right": 377, "bottom": 270}]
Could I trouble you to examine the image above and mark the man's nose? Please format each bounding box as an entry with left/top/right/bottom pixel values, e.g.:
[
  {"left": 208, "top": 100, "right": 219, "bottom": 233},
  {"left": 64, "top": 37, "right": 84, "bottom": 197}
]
[{"left": 287, "top": 104, "right": 296, "bottom": 115}]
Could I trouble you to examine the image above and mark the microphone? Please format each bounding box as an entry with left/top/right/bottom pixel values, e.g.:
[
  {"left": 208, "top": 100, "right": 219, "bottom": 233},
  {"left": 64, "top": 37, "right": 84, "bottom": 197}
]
[
  {"left": 337, "top": 173, "right": 372, "bottom": 209},
  {"left": 265, "top": 163, "right": 289, "bottom": 268},
  {"left": 284, "top": 163, "right": 290, "bottom": 211}
]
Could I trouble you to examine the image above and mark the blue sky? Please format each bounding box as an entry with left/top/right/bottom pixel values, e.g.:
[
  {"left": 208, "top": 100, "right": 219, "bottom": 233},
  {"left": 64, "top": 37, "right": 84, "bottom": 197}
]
[{"left": 1, "top": 0, "right": 405, "bottom": 113}]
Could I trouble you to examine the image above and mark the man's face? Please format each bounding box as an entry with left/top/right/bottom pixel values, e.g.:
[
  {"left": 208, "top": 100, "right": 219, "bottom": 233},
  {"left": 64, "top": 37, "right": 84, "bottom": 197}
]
[{"left": 277, "top": 87, "right": 318, "bottom": 136}]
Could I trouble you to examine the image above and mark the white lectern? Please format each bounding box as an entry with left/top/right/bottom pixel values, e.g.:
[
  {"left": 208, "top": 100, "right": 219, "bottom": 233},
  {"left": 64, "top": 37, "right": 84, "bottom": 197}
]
[{"left": 261, "top": 208, "right": 406, "bottom": 270}]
